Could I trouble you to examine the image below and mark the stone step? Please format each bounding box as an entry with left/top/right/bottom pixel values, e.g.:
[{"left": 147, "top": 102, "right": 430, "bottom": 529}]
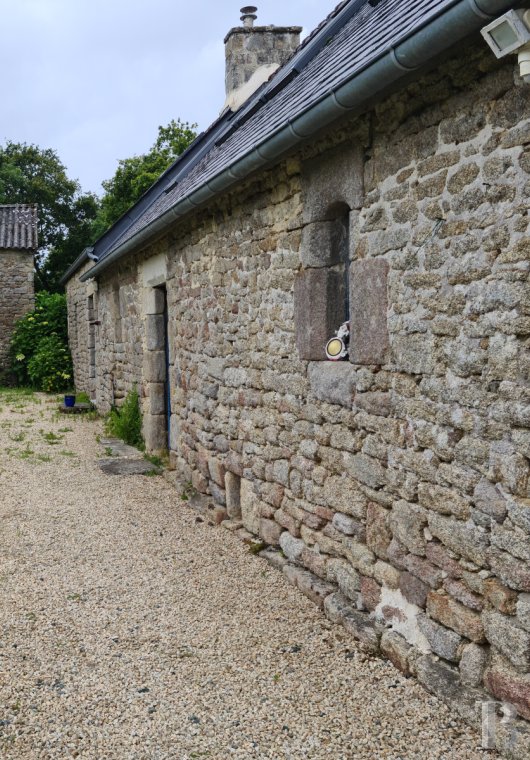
[{"left": 98, "top": 458, "right": 158, "bottom": 476}]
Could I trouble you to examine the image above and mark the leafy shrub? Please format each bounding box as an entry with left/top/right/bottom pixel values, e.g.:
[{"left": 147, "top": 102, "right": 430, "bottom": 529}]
[
  {"left": 26, "top": 335, "right": 73, "bottom": 392},
  {"left": 10, "top": 292, "right": 72, "bottom": 391},
  {"left": 105, "top": 387, "right": 144, "bottom": 449}
]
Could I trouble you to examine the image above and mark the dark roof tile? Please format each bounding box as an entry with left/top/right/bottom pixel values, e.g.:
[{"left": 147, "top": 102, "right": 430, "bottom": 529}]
[{"left": 0, "top": 204, "right": 38, "bottom": 251}]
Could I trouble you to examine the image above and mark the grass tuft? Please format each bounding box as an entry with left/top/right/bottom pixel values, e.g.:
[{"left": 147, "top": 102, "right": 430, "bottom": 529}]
[{"left": 105, "top": 388, "right": 144, "bottom": 450}]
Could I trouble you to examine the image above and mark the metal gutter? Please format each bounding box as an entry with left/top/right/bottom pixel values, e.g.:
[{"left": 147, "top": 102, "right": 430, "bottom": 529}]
[
  {"left": 60, "top": 247, "right": 96, "bottom": 285},
  {"left": 81, "top": 0, "right": 520, "bottom": 282}
]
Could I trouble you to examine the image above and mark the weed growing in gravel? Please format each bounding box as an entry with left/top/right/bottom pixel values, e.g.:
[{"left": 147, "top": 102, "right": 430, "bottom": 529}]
[
  {"left": 58, "top": 427, "right": 73, "bottom": 433},
  {"left": 181, "top": 481, "right": 197, "bottom": 501},
  {"left": 59, "top": 450, "right": 77, "bottom": 458},
  {"left": 41, "top": 431, "right": 64, "bottom": 445},
  {"left": 5, "top": 443, "right": 52, "bottom": 463},
  {"left": 9, "top": 431, "right": 26, "bottom": 442},
  {"left": 249, "top": 541, "right": 267, "bottom": 555},
  {"left": 144, "top": 453, "right": 165, "bottom": 468},
  {"left": 0, "top": 387, "right": 35, "bottom": 403},
  {"left": 17, "top": 445, "right": 35, "bottom": 460},
  {"left": 105, "top": 388, "right": 144, "bottom": 449}
]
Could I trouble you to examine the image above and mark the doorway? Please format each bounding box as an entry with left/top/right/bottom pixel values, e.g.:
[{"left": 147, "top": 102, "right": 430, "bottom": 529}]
[{"left": 159, "top": 285, "right": 171, "bottom": 450}]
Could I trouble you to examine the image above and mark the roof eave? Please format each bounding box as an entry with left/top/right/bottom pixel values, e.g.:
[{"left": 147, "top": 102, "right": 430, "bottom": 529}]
[{"left": 60, "top": 247, "right": 96, "bottom": 285}]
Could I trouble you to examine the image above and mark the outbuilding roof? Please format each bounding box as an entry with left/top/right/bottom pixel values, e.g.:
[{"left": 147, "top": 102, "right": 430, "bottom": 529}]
[
  {"left": 68, "top": 0, "right": 519, "bottom": 283},
  {"left": 0, "top": 204, "right": 38, "bottom": 251}
]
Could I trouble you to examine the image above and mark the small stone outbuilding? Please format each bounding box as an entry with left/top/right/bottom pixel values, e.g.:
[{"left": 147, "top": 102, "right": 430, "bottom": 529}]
[
  {"left": 0, "top": 204, "right": 37, "bottom": 368},
  {"left": 63, "top": 2, "right": 530, "bottom": 755}
]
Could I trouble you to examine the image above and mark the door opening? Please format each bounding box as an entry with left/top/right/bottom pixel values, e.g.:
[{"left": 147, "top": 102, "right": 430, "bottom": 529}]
[{"left": 157, "top": 285, "right": 171, "bottom": 450}]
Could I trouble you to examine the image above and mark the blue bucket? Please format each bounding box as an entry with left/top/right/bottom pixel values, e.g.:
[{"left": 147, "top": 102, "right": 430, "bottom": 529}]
[{"left": 64, "top": 395, "right": 76, "bottom": 408}]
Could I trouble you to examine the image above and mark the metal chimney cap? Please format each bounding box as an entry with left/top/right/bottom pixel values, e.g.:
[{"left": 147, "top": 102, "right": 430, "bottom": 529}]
[{"left": 240, "top": 6, "right": 258, "bottom": 27}]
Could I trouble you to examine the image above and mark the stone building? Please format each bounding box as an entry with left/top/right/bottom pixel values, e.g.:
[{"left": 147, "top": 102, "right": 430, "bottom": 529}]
[
  {"left": 63, "top": 1, "right": 530, "bottom": 754},
  {"left": 0, "top": 204, "right": 37, "bottom": 369}
]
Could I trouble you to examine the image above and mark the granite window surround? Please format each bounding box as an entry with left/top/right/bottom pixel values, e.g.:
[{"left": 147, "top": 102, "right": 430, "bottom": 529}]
[{"left": 294, "top": 142, "right": 389, "bottom": 369}]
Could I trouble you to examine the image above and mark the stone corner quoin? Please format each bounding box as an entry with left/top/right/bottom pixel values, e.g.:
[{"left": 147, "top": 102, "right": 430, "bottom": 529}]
[{"left": 65, "top": 38, "right": 530, "bottom": 752}]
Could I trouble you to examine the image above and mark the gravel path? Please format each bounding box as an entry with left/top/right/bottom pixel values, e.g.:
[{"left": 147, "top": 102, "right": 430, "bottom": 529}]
[{"left": 0, "top": 390, "right": 493, "bottom": 759}]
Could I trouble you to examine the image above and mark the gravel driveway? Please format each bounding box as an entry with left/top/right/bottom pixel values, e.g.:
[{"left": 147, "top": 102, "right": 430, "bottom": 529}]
[{"left": 0, "top": 390, "right": 492, "bottom": 759}]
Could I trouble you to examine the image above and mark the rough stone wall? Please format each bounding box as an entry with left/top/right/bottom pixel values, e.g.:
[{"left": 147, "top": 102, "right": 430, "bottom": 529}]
[
  {"left": 67, "top": 43, "right": 530, "bottom": 750},
  {"left": 66, "top": 258, "right": 146, "bottom": 408},
  {"left": 66, "top": 260, "right": 91, "bottom": 394},
  {"left": 0, "top": 250, "right": 34, "bottom": 369}
]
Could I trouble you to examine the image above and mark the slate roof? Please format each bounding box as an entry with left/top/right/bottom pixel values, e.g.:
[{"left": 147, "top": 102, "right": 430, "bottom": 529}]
[
  {"left": 0, "top": 205, "right": 38, "bottom": 251},
  {"left": 111, "top": 0, "right": 458, "bottom": 253},
  {"left": 68, "top": 0, "right": 514, "bottom": 281}
]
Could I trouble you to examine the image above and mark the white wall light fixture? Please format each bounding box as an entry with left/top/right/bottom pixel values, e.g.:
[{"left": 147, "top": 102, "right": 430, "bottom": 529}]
[
  {"left": 481, "top": 9, "right": 530, "bottom": 82},
  {"left": 325, "top": 321, "right": 350, "bottom": 361}
]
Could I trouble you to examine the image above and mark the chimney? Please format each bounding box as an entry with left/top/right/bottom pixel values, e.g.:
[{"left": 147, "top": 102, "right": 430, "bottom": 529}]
[{"left": 223, "top": 6, "right": 302, "bottom": 112}]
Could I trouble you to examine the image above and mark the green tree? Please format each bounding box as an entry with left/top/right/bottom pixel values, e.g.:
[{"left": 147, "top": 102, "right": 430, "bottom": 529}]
[
  {"left": 93, "top": 118, "right": 197, "bottom": 237},
  {"left": 43, "top": 193, "right": 99, "bottom": 289},
  {"left": 0, "top": 140, "right": 99, "bottom": 292}
]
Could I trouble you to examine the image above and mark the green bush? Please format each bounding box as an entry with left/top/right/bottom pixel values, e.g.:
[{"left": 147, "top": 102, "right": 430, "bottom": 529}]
[
  {"left": 106, "top": 387, "right": 144, "bottom": 449},
  {"left": 26, "top": 335, "right": 73, "bottom": 392},
  {"left": 10, "top": 292, "right": 72, "bottom": 391}
]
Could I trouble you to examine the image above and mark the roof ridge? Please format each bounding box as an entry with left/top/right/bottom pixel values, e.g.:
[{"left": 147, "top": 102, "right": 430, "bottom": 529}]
[
  {"left": 295, "top": 0, "right": 351, "bottom": 51},
  {"left": 0, "top": 203, "right": 38, "bottom": 209}
]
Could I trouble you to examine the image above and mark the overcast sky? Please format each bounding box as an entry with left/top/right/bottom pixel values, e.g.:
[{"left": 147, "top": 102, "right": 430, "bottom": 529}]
[{"left": 2, "top": 1, "right": 331, "bottom": 196}]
